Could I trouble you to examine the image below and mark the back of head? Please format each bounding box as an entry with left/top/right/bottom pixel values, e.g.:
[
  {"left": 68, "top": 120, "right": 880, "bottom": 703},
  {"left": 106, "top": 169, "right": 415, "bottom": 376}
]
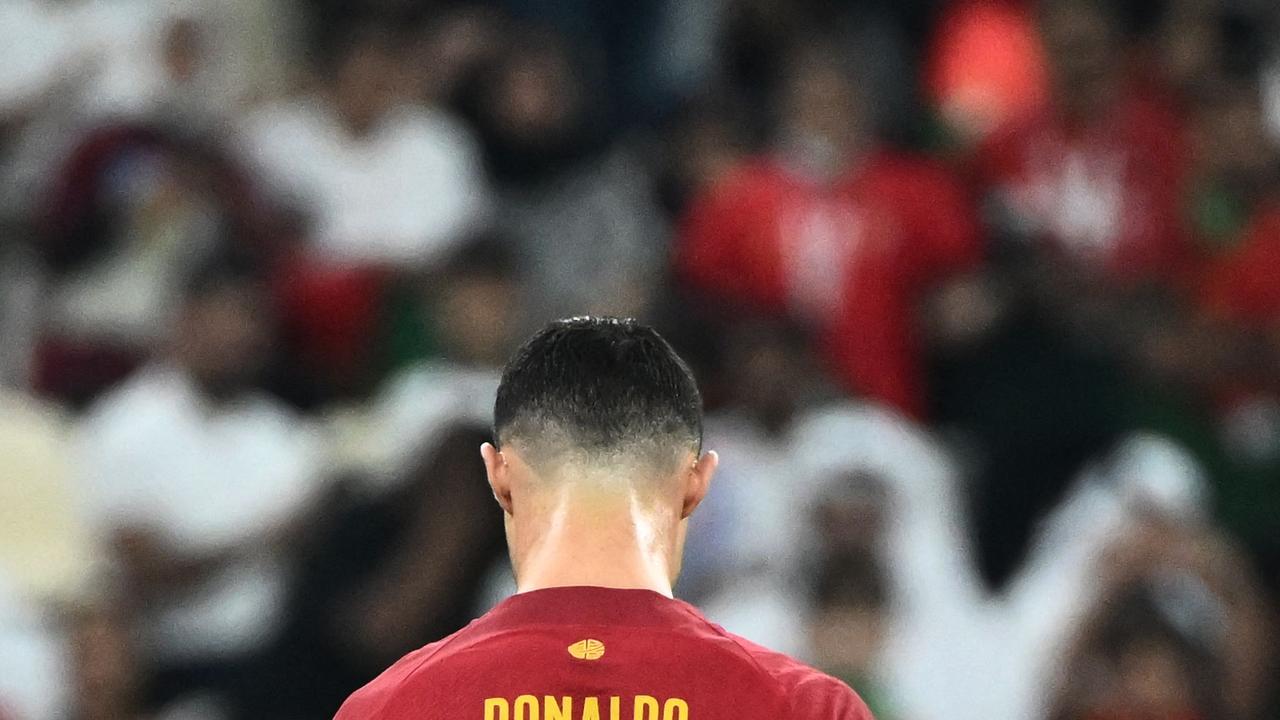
[{"left": 493, "top": 317, "right": 702, "bottom": 479}]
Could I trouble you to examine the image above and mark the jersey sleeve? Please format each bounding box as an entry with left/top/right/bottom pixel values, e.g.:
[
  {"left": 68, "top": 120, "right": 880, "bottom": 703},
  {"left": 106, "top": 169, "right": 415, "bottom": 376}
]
[
  {"left": 785, "top": 673, "right": 875, "bottom": 720},
  {"left": 333, "top": 684, "right": 384, "bottom": 720}
]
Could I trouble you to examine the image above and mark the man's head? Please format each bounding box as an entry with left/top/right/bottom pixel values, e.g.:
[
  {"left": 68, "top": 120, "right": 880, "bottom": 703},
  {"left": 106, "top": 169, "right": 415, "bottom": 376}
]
[
  {"left": 1037, "top": 0, "right": 1124, "bottom": 118},
  {"left": 430, "top": 236, "right": 520, "bottom": 367},
  {"left": 774, "top": 41, "right": 868, "bottom": 178},
  {"left": 172, "top": 253, "right": 272, "bottom": 400},
  {"left": 482, "top": 317, "right": 717, "bottom": 588},
  {"left": 324, "top": 24, "right": 407, "bottom": 136}
]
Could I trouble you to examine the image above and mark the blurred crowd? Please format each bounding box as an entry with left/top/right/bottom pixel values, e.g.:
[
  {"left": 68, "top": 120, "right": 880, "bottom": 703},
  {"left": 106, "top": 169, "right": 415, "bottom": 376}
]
[{"left": 1, "top": 0, "right": 1279, "bottom": 718}]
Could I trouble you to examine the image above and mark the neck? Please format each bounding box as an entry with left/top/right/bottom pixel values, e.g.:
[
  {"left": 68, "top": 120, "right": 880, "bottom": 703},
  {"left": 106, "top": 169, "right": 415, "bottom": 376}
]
[{"left": 514, "top": 484, "right": 677, "bottom": 598}]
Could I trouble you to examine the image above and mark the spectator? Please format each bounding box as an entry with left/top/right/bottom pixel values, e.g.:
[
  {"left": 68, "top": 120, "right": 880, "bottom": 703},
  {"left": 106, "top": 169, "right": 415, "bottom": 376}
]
[
  {"left": 678, "top": 320, "right": 834, "bottom": 654},
  {"left": 792, "top": 405, "right": 993, "bottom": 720},
  {"left": 0, "top": 1, "right": 246, "bottom": 123},
  {"left": 1052, "top": 588, "right": 1227, "bottom": 720},
  {"left": 974, "top": 0, "right": 1192, "bottom": 284},
  {"left": 75, "top": 254, "right": 326, "bottom": 716},
  {"left": 1000, "top": 432, "right": 1276, "bottom": 720},
  {"left": 676, "top": 42, "right": 983, "bottom": 417},
  {"left": 463, "top": 28, "right": 668, "bottom": 327},
  {"left": 1193, "top": 82, "right": 1280, "bottom": 354},
  {"left": 33, "top": 125, "right": 274, "bottom": 407},
  {"left": 0, "top": 0, "right": 291, "bottom": 220},
  {"left": 1044, "top": 518, "right": 1274, "bottom": 720},
  {"left": 1182, "top": 79, "right": 1280, "bottom": 609},
  {"left": 262, "top": 425, "right": 507, "bottom": 719},
  {"left": 359, "top": 237, "right": 520, "bottom": 481},
  {"left": 931, "top": 0, "right": 1206, "bottom": 581},
  {"left": 239, "top": 23, "right": 488, "bottom": 270},
  {"left": 716, "top": 0, "right": 924, "bottom": 144}
]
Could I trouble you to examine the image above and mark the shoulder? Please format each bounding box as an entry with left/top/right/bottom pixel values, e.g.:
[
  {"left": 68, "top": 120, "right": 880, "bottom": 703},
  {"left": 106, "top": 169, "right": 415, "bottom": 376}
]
[
  {"left": 333, "top": 631, "right": 466, "bottom": 719},
  {"left": 725, "top": 632, "right": 874, "bottom": 720},
  {"left": 79, "top": 366, "right": 183, "bottom": 437}
]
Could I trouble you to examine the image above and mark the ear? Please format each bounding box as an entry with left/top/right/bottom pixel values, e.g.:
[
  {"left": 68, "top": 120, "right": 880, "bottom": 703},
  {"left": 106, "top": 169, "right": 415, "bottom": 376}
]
[
  {"left": 481, "top": 442, "right": 514, "bottom": 515},
  {"left": 681, "top": 450, "right": 718, "bottom": 520}
]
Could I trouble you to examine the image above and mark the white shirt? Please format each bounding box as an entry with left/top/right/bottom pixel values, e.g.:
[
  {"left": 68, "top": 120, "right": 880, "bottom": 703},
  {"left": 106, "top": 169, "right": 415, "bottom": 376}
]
[
  {"left": 689, "top": 402, "right": 992, "bottom": 694},
  {"left": 686, "top": 411, "right": 812, "bottom": 657},
  {"left": 0, "top": 0, "right": 244, "bottom": 119},
  {"left": 363, "top": 361, "right": 500, "bottom": 484},
  {"left": 76, "top": 365, "right": 324, "bottom": 660},
  {"left": 0, "top": 575, "right": 68, "bottom": 720},
  {"left": 996, "top": 433, "right": 1210, "bottom": 720},
  {"left": 791, "top": 404, "right": 996, "bottom": 720},
  {"left": 240, "top": 100, "right": 489, "bottom": 268}
]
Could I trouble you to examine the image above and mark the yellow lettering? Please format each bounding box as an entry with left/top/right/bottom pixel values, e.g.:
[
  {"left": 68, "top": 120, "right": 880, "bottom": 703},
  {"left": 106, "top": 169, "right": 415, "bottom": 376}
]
[
  {"left": 485, "top": 698, "right": 510, "bottom": 720},
  {"left": 544, "top": 696, "right": 572, "bottom": 720},
  {"left": 662, "top": 699, "right": 689, "bottom": 720},
  {"left": 634, "top": 695, "right": 660, "bottom": 720},
  {"left": 514, "top": 695, "right": 539, "bottom": 720},
  {"left": 582, "top": 697, "right": 601, "bottom": 720},
  {"left": 610, "top": 696, "right": 621, "bottom": 720}
]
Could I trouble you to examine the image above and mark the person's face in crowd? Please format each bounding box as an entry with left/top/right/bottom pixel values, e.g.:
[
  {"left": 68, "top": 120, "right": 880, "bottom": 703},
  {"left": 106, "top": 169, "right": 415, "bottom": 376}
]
[
  {"left": 487, "top": 43, "right": 578, "bottom": 150},
  {"left": 175, "top": 279, "right": 272, "bottom": 398},
  {"left": 1092, "top": 638, "right": 1201, "bottom": 720},
  {"left": 723, "top": 325, "right": 806, "bottom": 434},
  {"left": 778, "top": 53, "right": 866, "bottom": 176},
  {"left": 1039, "top": 0, "right": 1121, "bottom": 118},
  {"left": 407, "top": 8, "right": 504, "bottom": 105},
  {"left": 333, "top": 34, "right": 407, "bottom": 137},
  {"left": 1155, "top": 0, "right": 1220, "bottom": 100},
  {"left": 434, "top": 273, "right": 518, "bottom": 367},
  {"left": 672, "top": 109, "right": 747, "bottom": 196},
  {"left": 1118, "top": 639, "right": 1198, "bottom": 715},
  {"left": 814, "top": 475, "right": 889, "bottom": 555}
]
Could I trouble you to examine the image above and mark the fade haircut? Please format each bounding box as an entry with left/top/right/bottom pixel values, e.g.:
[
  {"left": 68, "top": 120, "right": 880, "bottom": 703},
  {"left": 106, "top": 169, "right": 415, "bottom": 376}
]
[{"left": 494, "top": 317, "right": 703, "bottom": 473}]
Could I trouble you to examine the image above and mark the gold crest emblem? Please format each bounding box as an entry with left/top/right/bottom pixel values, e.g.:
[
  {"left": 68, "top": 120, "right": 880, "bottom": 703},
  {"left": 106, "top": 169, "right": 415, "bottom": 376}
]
[{"left": 567, "top": 638, "right": 605, "bottom": 660}]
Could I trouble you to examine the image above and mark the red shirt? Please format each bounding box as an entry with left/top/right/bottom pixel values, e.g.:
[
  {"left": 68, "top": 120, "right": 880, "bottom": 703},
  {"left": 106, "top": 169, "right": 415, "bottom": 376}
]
[
  {"left": 974, "top": 91, "right": 1191, "bottom": 282},
  {"left": 335, "top": 586, "right": 872, "bottom": 720},
  {"left": 1199, "top": 204, "right": 1280, "bottom": 325},
  {"left": 676, "top": 151, "right": 981, "bottom": 417}
]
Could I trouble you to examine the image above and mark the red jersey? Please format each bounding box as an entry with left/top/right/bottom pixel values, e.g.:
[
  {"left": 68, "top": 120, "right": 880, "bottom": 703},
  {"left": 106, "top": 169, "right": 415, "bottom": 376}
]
[
  {"left": 676, "top": 151, "right": 981, "bottom": 417},
  {"left": 334, "top": 586, "right": 872, "bottom": 720},
  {"left": 1199, "top": 203, "right": 1280, "bottom": 325},
  {"left": 974, "top": 90, "right": 1191, "bottom": 282}
]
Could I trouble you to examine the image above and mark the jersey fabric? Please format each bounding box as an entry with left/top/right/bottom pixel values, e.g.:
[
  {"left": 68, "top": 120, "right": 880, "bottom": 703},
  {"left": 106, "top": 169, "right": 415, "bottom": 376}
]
[
  {"left": 676, "top": 150, "right": 981, "bottom": 419},
  {"left": 334, "top": 586, "right": 873, "bottom": 720},
  {"left": 973, "top": 87, "right": 1192, "bottom": 283}
]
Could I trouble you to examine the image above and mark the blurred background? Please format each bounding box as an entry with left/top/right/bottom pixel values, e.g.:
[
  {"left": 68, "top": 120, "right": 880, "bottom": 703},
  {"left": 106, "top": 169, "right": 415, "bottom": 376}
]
[{"left": 0, "top": 0, "right": 1279, "bottom": 718}]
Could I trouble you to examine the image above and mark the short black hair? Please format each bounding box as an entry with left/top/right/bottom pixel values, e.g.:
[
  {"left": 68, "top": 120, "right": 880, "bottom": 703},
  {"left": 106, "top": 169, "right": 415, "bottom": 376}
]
[{"left": 494, "top": 317, "right": 703, "bottom": 469}]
